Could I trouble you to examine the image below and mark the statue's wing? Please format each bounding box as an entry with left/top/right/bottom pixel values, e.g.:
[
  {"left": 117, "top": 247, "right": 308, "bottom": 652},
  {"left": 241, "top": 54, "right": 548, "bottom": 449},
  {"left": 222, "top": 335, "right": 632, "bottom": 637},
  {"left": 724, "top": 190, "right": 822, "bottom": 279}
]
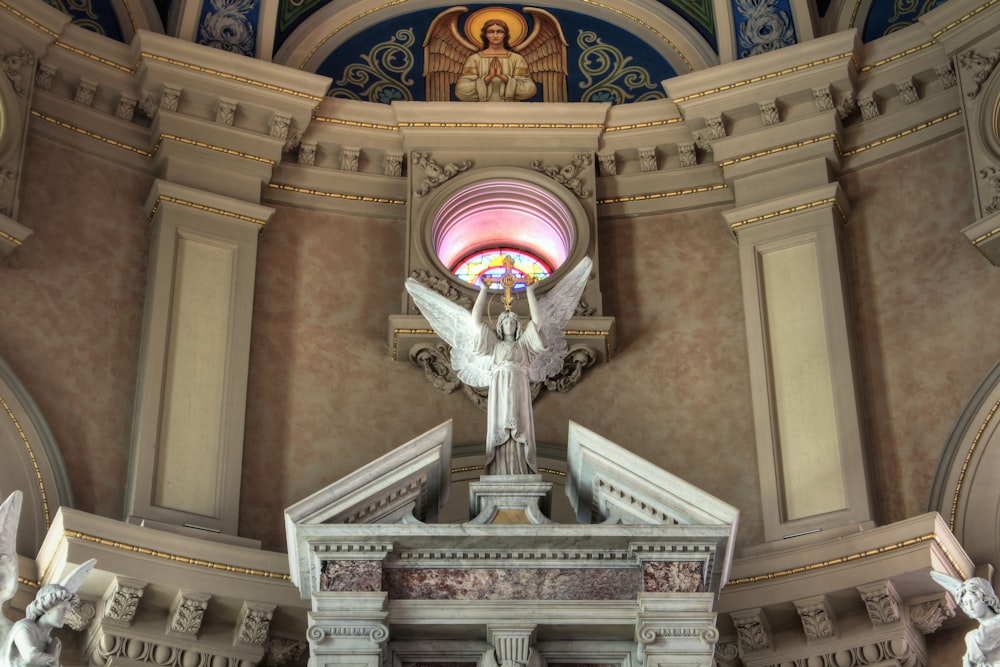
[
  {"left": 529, "top": 256, "right": 592, "bottom": 382},
  {"left": 405, "top": 278, "right": 492, "bottom": 388},
  {"left": 930, "top": 570, "right": 963, "bottom": 597},
  {"left": 0, "top": 491, "right": 22, "bottom": 640},
  {"left": 422, "top": 6, "right": 477, "bottom": 101},
  {"left": 517, "top": 7, "right": 569, "bottom": 103},
  {"left": 59, "top": 557, "right": 97, "bottom": 595}
]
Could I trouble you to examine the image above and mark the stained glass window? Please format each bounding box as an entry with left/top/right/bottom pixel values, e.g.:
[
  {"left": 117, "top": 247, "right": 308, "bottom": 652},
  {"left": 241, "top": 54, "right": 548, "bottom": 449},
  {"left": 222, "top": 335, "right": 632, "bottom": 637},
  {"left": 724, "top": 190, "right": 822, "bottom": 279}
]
[{"left": 452, "top": 248, "right": 552, "bottom": 288}]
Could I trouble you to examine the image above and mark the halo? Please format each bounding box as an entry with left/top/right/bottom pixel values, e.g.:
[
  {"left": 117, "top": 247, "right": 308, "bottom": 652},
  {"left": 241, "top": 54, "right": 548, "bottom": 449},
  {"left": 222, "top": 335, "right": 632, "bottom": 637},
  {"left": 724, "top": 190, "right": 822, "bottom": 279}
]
[{"left": 464, "top": 7, "right": 529, "bottom": 48}]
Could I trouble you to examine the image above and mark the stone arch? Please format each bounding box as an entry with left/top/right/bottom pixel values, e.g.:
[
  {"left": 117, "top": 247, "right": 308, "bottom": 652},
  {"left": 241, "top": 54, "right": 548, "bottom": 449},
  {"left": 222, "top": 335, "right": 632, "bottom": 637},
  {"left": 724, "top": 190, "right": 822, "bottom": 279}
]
[
  {"left": 0, "top": 355, "right": 73, "bottom": 556},
  {"left": 929, "top": 358, "right": 1000, "bottom": 569}
]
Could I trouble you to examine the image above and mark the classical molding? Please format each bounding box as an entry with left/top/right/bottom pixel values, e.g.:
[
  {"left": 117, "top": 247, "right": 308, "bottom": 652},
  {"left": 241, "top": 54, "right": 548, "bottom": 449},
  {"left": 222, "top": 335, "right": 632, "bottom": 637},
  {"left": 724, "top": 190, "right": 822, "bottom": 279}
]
[
  {"left": 731, "top": 608, "right": 771, "bottom": 653},
  {"left": 167, "top": 591, "right": 211, "bottom": 637},
  {"left": 794, "top": 595, "right": 836, "bottom": 640},
  {"left": 858, "top": 580, "right": 902, "bottom": 626},
  {"left": 100, "top": 576, "right": 146, "bottom": 627},
  {"left": 235, "top": 601, "right": 276, "bottom": 647}
]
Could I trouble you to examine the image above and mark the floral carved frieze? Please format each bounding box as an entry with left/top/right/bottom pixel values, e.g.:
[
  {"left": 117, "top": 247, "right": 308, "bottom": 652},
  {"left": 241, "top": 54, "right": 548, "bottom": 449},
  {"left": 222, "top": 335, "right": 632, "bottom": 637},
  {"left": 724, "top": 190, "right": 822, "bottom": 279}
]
[
  {"left": 409, "top": 270, "right": 473, "bottom": 308},
  {"left": 413, "top": 152, "right": 472, "bottom": 196},
  {"left": 410, "top": 343, "right": 461, "bottom": 394},
  {"left": 530, "top": 154, "right": 592, "bottom": 198}
]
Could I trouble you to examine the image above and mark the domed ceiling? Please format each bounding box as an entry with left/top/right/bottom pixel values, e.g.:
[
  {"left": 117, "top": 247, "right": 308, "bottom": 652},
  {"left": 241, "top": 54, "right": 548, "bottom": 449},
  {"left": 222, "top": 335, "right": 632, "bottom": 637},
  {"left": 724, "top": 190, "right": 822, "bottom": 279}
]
[{"left": 45, "top": 0, "right": 949, "bottom": 103}]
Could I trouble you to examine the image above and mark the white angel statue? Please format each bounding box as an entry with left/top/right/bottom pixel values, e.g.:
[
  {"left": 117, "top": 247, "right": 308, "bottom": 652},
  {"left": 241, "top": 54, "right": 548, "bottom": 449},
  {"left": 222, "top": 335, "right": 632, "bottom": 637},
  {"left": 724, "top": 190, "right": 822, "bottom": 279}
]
[
  {"left": 931, "top": 570, "right": 1000, "bottom": 666},
  {"left": 405, "top": 256, "right": 592, "bottom": 475},
  {"left": 0, "top": 489, "right": 96, "bottom": 667},
  {"left": 423, "top": 6, "right": 568, "bottom": 103}
]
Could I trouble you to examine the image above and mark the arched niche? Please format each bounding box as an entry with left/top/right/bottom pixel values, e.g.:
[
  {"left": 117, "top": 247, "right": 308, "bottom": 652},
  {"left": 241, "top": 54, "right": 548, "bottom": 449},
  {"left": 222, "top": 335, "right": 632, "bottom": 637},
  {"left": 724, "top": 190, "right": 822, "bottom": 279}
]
[
  {"left": 0, "top": 355, "right": 73, "bottom": 556},
  {"left": 929, "top": 358, "right": 1000, "bottom": 570}
]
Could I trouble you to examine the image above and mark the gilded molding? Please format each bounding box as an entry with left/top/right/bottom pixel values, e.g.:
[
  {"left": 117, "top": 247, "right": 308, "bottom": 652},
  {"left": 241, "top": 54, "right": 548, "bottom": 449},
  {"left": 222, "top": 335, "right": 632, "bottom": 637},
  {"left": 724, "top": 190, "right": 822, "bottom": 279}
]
[
  {"left": 0, "top": 394, "right": 51, "bottom": 527},
  {"left": 727, "top": 534, "right": 968, "bottom": 587},
  {"left": 153, "top": 133, "right": 275, "bottom": 165},
  {"left": 450, "top": 465, "right": 566, "bottom": 477},
  {"left": 299, "top": 0, "right": 409, "bottom": 69},
  {"left": 61, "top": 530, "right": 292, "bottom": 580},
  {"left": 841, "top": 109, "right": 962, "bottom": 157},
  {"left": 719, "top": 134, "right": 840, "bottom": 168},
  {"left": 267, "top": 182, "right": 406, "bottom": 206},
  {"left": 597, "top": 183, "right": 728, "bottom": 204},
  {"left": 0, "top": 0, "right": 59, "bottom": 39},
  {"left": 931, "top": 0, "right": 1000, "bottom": 39},
  {"left": 605, "top": 118, "right": 683, "bottom": 132},
  {"left": 397, "top": 122, "right": 603, "bottom": 129},
  {"left": 970, "top": 224, "right": 1000, "bottom": 246},
  {"left": 948, "top": 394, "right": 1000, "bottom": 530},
  {"left": 727, "top": 197, "right": 846, "bottom": 232},
  {"left": 30, "top": 111, "right": 153, "bottom": 157},
  {"left": 55, "top": 41, "right": 132, "bottom": 72},
  {"left": 0, "top": 229, "right": 22, "bottom": 246},
  {"left": 313, "top": 116, "right": 398, "bottom": 131},
  {"left": 138, "top": 53, "right": 323, "bottom": 102},
  {"left": 672, "top": 52, "right": 856, "bottom": 104},
  {"left": 859, "top": 41, "right": 935, "bottom": 73},
  {"left": 147, "top": 195, "right": 269, "bottom": 226}
]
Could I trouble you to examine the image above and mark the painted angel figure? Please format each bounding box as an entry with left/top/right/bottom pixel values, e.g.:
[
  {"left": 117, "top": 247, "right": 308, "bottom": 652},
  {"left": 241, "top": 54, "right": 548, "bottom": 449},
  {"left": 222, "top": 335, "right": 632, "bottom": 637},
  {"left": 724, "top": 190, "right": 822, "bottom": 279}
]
[
  {"left": 932, "top": 571, "right": 1000, "bottom": 666},
  {"left": 405, "top": 256, "right": 592, "bottom": 475},
  {"left": 423, "top": 6, "right": 569, "bottom": 103}
]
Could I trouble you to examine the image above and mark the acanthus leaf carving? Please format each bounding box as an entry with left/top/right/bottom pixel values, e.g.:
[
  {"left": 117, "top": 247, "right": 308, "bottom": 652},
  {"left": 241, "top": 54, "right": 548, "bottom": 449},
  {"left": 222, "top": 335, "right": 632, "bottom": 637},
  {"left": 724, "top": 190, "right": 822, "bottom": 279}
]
[
  {"left": 958, "top": 47, "right": 1000, "bottom": 98},
  {"left": 413, "top": 152, "right": 472, "bottom": 196},
  {"left": 530, "top": 154, "right": 592, "bottom": 198}
]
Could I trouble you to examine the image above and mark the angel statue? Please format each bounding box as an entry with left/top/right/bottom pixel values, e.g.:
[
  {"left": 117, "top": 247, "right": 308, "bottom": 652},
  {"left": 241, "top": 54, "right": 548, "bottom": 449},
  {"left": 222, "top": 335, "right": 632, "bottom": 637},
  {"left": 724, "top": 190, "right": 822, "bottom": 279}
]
[
  {"left": 931, "top": 570, "right": 1000, "bottom": 666},
  {"left": 405, "top": 256, "right": 592, "bottom": 475},
  {"left": 423, "top": 6, "right": 568, "bottom": 103},
  {"left": 0, "top": 490, "right": 96, "bottom": 667}
]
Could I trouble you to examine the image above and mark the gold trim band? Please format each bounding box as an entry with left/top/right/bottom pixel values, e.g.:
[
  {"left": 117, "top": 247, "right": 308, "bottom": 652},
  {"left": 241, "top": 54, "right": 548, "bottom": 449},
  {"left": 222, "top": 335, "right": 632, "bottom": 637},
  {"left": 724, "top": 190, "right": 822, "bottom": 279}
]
[
  {"left": 842, "top": 110, "right": 962, "bottom": 157},
  {"left": 268, "top": 182, "right": 406, "bottom": 206},
  {"left": 0, "top": 229, "right": 22, "bottom": 246},
  {"left": 139, "top": 53, "right": 323, "bottom": 102},
  {"left": 398, "top": 122, "right": 604, "bottom": 130},
  {"left": 153, "top": 133, "right": 275, "bottom": 166},
  {"left": 598, "top": 183, "right": 728, "bottom": 205},
  {"left": 727, "top": 533, "right": 967, "bottom": 586},
  {"left": 0, "top": 394, "right": 51, "bottom": 527},
  {"left": 313, "top": 116, "right": 399, "bottom": 131},
  {"left": 30, "top": 111, "right": 153, "bottom": 157},
  {"left": 949, "top": 395, "right": 1000, "bottom": 530},
  {"left": 728, "top": 197, "right": 846, "bottom": 232},
  {"left": 148, "top": 195, "right": 269, "bottom": 226},
  {"left": 605, "top": 118, "right": 683, "bottom": 133},
  {"left": 64, "top": 530, "right": 291, "bottom": 580},
  {"left": 719, "top": 134, "right": 839, "bottom": 168}
]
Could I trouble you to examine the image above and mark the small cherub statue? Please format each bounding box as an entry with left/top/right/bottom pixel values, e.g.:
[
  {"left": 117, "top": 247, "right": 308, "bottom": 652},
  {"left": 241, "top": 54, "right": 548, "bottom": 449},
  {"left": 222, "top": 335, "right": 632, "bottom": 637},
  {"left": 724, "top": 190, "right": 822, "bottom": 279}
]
[
  {"left": 932, "top": 570, "right": 1000, "bottom": 666},
  {"left": 0, "top": 489, "right": 95, "bottom": 667}
]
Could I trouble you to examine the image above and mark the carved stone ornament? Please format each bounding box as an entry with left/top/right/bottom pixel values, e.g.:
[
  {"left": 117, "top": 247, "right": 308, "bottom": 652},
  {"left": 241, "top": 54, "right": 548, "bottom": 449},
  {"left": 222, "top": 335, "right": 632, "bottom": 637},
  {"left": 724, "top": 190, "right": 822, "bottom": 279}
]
[
  {"left": 216, "top": 99, "right": 237, "bottom": 126},
  {"left": 542, "top": 345, "right": 596, "bottom": 393},
  {"left": 858, "top": 580, "right": 901, "bottom": 626},
  {"left": 236, "top": 601, "right": 275, "bottom": 647},
  {"left": 75, "top": 79, "right": 97, "bottom": 106},
  {"left": 958, "top": 47, "right": 1000, "bottom": 99},
  {"left": 714, "top": 639, "right": 740, "bottom": 666},
  {"left": 160, "top": 85, "right": 181, "bottom": 112},
  {"left": 794, "top": 595, "right": 836, "bottom": 640},
  {"left": 638, "top": 147, "right": 658, "bottom": 172},
  {"left": 35, "top": 62, "right": 55, "bottom": 91},
  {"left": 385, "top": 151, "right": 404, "bottom": 177},
  {"left": 262, "top": 637, "right": 308, "bottom": 667},
  {"left": 1, "top": 49, "right": 35, "bottom": 97},
  {"left": 530, "top": 153, "right": 593, "bottom": 198},
  {"left": 64, "top": 599, "right": 97, "bottom": 632},
  {"left": 167, "top": 592, "right": 210, "bottom": 636},
  {"left": 115, "top": 95, "right": 137, "bottom": 122},
  {"left": 759, "top": 99, "right": 779, "bottom": 126},
  {"left": 859, "top": 94, "right": 880, "bottom": 121},
  {"left": 341, "top": 146, "right": 360, "bottom": 172},
  {"left": 101, "top": 577, "right": 146, "bottom": 626},
  {"left": 757, "top": 637, "right": 918, "bottom": 667},
  {"left": 409, "top": 269, "right": 474, "bottom": 308},
  {"left": 731, "top": 608, "right": 771, "bottom": 653},
  {"left": 413, "top": 152, "right": 472, "bottom": 196},
  {"left": 910, "top": 596, "right": 956, "bottom": 634},
  {"left": 678, "top": 142, "right": 697, "bottom": 168},
  {"left": 597, "top": 152, "right": 617, "bottom": 177},
  {"left": 270, "top": 112, "right": 291, "bottom": 140},
  {"left": 298, "top": 142, "right": 317, "bottom": 166},
  {"left": 704, "top": 114, "right": 726, "bottom": 140},
  {"left": 936, "top": 61, "right": 957, "bottom": 89},
  {"left": 409, "top": 342, "right": 461, "bottom": 394},
  {"left": 813, "top": 85, "right": 834, "bottom": 112},
  {"left": 980, "top": 166, "right": 1000, "bottom": 215},
  {"left": 836, "top": 92, "right": 857, "bottom": 120},
  {"left": 896, "top": 78, "right": 919, "bottom": 105}
]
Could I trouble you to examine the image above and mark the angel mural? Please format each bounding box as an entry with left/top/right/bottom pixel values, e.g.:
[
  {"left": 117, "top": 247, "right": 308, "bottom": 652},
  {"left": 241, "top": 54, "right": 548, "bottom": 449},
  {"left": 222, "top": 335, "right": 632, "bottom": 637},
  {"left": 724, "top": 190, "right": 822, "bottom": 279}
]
[
  {"left": 932, "top": 570, "right": 1000, "bottom": 666},
  {"left": 0, "top": 490, "right": 96, "bottom": 667},
  {"left": 405, "top": 256, "right": 591, "bottom": 475},
  {"left": 423, "top": 6, "right": 569, "bottom": 103}
]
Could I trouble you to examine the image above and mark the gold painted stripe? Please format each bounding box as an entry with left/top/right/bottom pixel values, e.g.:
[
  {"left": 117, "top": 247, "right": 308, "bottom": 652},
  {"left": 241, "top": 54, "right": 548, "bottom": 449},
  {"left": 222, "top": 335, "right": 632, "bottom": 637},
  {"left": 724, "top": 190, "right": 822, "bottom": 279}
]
[
  {"left": 148, "top": 195, "right": 269, "bottom": 226},
  {"left": 848, "top": 0, "right": 863, "bottom": 28},
  {"left": 720, "top": 134, "right": 839, "bottom": 168},
  {"left": 452, "top": 464, "right": 566, "bottom": 477},
  {"left": 931, "top": 0, "right": 1000, "bottom": 39},
  {"left": 605, "top": 118, "right": 683, "bottom": 132},
  {"left": 30, "top": 111, "right": 153, "bottom": 157},
  {"left": 139, "top": 53, "right": 323, "bottom": 102},
  {"left": 728, "top": 197, "right": 845, "bottom": 232},
  {"left": 0, "top": 0, "right": 59, "bottom": 38},
  {"left": 392, "top": 327, "right": 435, "bottom": 361},
  {"left": 62, "top": 530, "right": 291, "bottom": 580},
  {"left": 563, "top": 329, "right": 614, "bottom": 360},
  {"left": 313, "top": 116, "right": 399, "bottom": 131},
  {"left": 55, "top": 41, "right": 132, "bottom": 72},
  {"left": 727, "top": 533, "right": 968, "bottom": 586},
  {"left": 673, "top": 52, "right": 856, "bottom": 104},
  {"left": 0, "top": 395, "right": 51, "bottom": 527},
  {"left": 970, "top": 225, "right": 1000, "bottom": 247},
  {"left": 268, "top": 182, "right": 406, "bottom": 206},
  {"left": 949, "top": 396, "right": 1000, "bottom": 530},
  {"left": 841, "top": 109, "right": 961, "bottom": 157},
  {"left": 0, "top": 228, "right": 22, "bottom": 246},
  {"left": 17, "top": 576, "right": 39, "bottom": 588},
  {"left": 860, "top": 41, "right": 934, "bottom": 73},
  {"left": 597, "top": 183, "right": 728, "bottom": 205},
  {"left": 398, "top": 122, "right": 604, "bottom": 129},
  {"left": 300, "top": 0, "right": 408, "bottom": 70},
  {"left": 153, "top": 133, "right": 275, "bottom": 165}
]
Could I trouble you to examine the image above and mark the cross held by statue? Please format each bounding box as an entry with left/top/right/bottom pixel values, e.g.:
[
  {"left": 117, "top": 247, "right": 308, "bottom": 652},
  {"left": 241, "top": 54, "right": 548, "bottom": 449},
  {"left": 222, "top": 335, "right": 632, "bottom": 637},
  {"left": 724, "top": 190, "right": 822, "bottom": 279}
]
[{"left": 482, "top": 254, "right": 535, "bottom": 311}]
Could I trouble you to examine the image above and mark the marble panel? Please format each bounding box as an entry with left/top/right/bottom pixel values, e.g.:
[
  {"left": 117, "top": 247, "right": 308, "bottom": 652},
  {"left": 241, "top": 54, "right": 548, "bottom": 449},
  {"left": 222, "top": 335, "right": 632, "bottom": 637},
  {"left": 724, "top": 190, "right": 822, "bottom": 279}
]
[
  {"left": 384, "top": 567, "right": 642, "bottom": 600},
  {"left": 319, "top": 560, "right": 381, "bottom": 592},
  {"left": 642, "top": 561, "right": 704, "bottom": 593}
]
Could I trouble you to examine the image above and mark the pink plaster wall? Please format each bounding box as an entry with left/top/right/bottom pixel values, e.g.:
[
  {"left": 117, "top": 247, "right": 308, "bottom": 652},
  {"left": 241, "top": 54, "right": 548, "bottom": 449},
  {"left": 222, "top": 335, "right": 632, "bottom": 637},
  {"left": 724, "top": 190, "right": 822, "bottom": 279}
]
[{"left": 1, "top": 131, "right": 994, "bottom": 574}]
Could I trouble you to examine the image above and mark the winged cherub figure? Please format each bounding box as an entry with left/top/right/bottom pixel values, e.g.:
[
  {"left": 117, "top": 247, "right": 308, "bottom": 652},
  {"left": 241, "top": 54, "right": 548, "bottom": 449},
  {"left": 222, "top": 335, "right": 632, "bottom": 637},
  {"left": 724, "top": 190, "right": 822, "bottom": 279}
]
[
  {"left": 931, "top": 570, "right": 1000, "bottom": 666},
  {"left": 423, "top": 6, "right": 568, "bottom": 103},
  {"left": 0, "top": 557, "right": 96, "bottom": 667},
  {"left": 0, "top": 492, "right": 22, "bottom": 644},
  {"left": 405, "top": 256, "right": 592, "bottom": 475}
]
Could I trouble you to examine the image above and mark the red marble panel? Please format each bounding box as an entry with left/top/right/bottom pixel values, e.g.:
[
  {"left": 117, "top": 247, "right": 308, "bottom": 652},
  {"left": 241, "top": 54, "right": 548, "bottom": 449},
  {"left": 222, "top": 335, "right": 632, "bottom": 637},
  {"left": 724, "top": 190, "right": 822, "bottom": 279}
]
[
  {"left": 384, "top": 567, "right": 641, "bottom": 600},
  {"left": 319, "top": 559, "right": 381, "bottom": 592},
  {"left": 642, "top": 561, "right": 704, "bottom": 592}
]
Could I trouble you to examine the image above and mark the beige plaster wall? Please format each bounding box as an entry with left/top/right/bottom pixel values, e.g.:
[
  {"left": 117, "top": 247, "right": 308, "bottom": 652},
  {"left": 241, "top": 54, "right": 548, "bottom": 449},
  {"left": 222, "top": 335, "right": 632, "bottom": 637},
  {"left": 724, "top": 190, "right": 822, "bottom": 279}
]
[{"left": 1, "top": 130, "right": 994, "bottom": 560}]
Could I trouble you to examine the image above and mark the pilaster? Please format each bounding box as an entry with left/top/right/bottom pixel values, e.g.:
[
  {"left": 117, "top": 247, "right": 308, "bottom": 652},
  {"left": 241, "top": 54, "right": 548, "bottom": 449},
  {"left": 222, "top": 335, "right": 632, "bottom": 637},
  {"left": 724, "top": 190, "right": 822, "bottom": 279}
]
[{"left": 307, "top": 593, "right": 389, "bottom": 667}]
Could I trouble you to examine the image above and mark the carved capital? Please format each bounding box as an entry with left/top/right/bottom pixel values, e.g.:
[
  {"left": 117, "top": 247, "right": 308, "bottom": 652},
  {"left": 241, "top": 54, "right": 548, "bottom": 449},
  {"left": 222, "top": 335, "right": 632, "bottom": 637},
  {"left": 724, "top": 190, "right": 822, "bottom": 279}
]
[
  {"left": 101, "top": 576, "right": 147, "bottom": 627},
  {"left": 597, "top": 152, "right": 617, "bottom": 177},
  {"left": 638, "top": 147, "right": 658, "bottom": 172},
  {"left": 115, "top": 95, "right": 137, "bottom": 122},
  {"left": 235, "top": 600, "right": 275, "bottom": 647},
  {"left": 65, "top": 599, "right": 97, "bottom": 631},
  {"left": 216, "top": 98, "right": 237, "bottom": 126},
  {"left": 859, "top": 94, "right": 880, "bottom": 121},
  {"left": 384, "top": 151, "right": 404, "bottom": 177},
  {"left": 167, "top": 591, "right": 211, "bottom": 637},
  {"left": 160, "top": 85, "right": 181, "bottom": 112},
  {"left": 263, "top": 636, "right": 308, "bottom": 666},
  {"left": 299, "top": 141, "right": 317, "bottom": 166},
  {"left": 813, "top": 85, "right": 834, "bottom": 112},
  {"left": 74, "top": 79, "right": 97, "bottom": 106},
  {"left": 270, "top": 112, "right": 292, "bottom": 139},
  {"left": 909, "top": 594, "right": 956, "bottom": 634},
  {"left": 794, "top": 594, "right": 836, "bottom": 640},
  {"left": 858, "top": 579, "right": 901, "bottom": 626},
  {"left": 678, "top": 142, "right": 697, "bottom": 167},
  {"left": 759, "top": 99, "right": 779, "bottom": 126},
  {"left": 341, "top": 146, "right": 361, "bottom": 172},
  {"left": 731, "top": 607, "right": 771, "bottom": 653}
]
